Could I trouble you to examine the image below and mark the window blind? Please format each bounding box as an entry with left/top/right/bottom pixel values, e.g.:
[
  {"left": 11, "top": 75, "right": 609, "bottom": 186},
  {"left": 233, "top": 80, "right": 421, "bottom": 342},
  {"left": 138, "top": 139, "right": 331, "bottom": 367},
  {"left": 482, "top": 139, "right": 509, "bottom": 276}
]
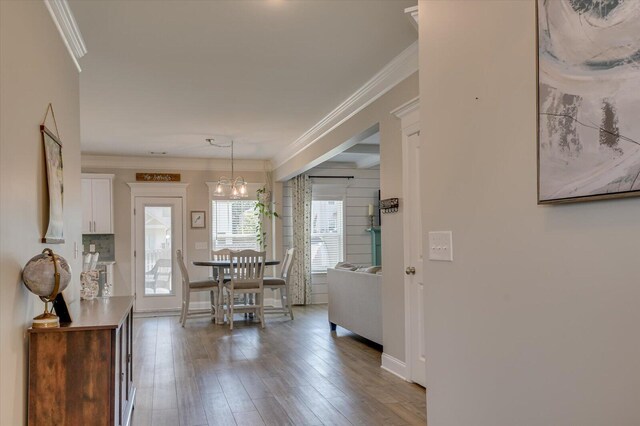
[
  {"left": 311, "top": 200, "right": 344, "bottom": 273},
  {"left": 211, "top": 200, "right": 259, "bottom": 251}
]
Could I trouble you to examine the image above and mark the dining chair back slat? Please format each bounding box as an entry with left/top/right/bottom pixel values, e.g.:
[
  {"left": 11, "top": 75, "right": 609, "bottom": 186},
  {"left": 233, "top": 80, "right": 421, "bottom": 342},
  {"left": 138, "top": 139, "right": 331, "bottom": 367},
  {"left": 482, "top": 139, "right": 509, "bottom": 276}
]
[
  {"left": 281, "top": 248, "right": 295, "bottom": 280},
  {"left": 211, "top": 248, "right": 231, "bottom": 279},
  {"left": 224, "top": 250, "right": 266, "bottom": 330},
  {"left": 176, "top": 249, "right": 190, "bottom": 285}
]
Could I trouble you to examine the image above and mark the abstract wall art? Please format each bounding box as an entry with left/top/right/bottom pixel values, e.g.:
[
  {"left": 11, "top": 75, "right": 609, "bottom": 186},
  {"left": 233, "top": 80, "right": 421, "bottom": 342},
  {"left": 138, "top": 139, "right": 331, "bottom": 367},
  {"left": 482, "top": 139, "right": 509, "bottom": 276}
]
[{"left": 538, "top": 0, "right": 640, "bottom": 203}]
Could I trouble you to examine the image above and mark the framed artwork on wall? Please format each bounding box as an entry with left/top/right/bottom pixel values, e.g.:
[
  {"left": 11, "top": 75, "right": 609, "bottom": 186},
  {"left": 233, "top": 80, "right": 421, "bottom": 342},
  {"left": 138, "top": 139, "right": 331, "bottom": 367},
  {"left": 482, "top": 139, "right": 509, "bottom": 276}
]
[
  {"left": 537, "top": 1, "right": 640, "bottom": 204},
  {"left": 191, "top": 211, "right": 206, "bottom": 229},
  {"left": 41, "top": 125, "right": 64, "bottom": 243}
]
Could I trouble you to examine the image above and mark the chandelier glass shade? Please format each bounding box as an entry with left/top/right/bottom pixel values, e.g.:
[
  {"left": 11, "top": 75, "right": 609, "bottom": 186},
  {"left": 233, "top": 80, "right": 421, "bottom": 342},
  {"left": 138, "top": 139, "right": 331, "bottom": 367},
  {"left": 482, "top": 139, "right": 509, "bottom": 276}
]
[{"left": 207, "top": 138, "right": 248, "bottom": 199}]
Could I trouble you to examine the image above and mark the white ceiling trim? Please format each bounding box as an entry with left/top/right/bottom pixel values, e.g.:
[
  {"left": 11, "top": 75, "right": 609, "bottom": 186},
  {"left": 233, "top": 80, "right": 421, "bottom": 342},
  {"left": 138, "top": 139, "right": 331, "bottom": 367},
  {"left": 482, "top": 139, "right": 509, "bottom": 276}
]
[
  {"left": 356, "top": 156, "right": 381, "bottom": 170},
  {"left": 82, "top": 154, "right": 271, "bottom": 172},
  {"left": 43, "top": 0, "right": 87, "bottom": 72},
  {"left": 391, "top": 96, "right": 419, "bottom": 119},
  {"left": 271, "top": 40, "right": 418, "bottom": 170},
  {"left": 405, "top": 6, "right": 419, "bottom": 29}
]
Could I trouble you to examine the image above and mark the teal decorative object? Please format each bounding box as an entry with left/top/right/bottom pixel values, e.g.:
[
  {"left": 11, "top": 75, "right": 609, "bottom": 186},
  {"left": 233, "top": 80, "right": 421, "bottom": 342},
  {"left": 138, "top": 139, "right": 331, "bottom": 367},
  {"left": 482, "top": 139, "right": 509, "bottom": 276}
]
[{"left": 366, "top": 226, "right": 382, "bottom": 266}]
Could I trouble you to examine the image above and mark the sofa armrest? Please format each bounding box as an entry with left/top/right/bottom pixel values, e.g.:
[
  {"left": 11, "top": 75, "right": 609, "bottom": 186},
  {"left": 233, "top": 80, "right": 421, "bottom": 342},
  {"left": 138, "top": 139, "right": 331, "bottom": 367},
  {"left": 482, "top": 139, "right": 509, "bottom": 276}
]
[{"left": 327, "top": 268, "right": 382, "bottom": 345}]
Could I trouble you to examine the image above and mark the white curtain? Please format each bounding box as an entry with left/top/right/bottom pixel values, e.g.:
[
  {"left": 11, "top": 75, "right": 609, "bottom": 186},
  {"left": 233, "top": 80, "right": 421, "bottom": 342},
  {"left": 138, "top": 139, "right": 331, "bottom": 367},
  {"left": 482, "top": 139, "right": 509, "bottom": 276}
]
[{"left": 290, "top": 174, "right": 312, "bottom": 305}]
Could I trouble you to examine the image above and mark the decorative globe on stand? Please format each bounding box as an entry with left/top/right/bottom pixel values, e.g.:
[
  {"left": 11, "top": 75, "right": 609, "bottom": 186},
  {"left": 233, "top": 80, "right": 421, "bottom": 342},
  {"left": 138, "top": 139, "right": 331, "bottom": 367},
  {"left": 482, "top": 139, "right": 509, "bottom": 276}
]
[{"left": 22, "top": 248, "right": 71, "bottom": 328}]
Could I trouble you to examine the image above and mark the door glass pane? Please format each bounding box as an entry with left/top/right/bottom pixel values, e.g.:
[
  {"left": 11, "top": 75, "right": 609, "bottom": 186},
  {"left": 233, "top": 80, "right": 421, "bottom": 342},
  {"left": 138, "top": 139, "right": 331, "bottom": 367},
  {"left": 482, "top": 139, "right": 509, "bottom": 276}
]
[{"left": 144, "top": 206, "right": 173, "bottom": 296}]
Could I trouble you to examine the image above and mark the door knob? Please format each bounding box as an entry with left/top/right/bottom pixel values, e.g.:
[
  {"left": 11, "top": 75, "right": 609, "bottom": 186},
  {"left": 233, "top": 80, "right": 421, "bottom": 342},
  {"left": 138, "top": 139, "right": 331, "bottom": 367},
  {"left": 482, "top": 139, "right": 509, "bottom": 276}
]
[{"left": 405, "top": 266, "right": 416, "bottom": 275}]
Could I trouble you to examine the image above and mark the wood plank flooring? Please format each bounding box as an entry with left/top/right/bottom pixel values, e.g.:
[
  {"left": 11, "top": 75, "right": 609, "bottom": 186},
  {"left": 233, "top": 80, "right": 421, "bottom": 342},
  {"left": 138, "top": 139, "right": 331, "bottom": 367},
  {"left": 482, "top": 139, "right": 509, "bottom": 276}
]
[{"left": 131, "top": 305, "right": 426, "bottom": 426}]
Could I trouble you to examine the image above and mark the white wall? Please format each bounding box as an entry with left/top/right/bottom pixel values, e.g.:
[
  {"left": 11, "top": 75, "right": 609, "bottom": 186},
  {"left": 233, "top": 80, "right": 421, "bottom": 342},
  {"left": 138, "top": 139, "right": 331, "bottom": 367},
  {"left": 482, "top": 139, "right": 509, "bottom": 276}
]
[
  {"left": 282, "top": 162, "right": 380, "bottom": 304},
  {"left": 0, "top": 2, "right": 82, "bottom": 424},
  {"left": 420, "top": 1, "right": 640, "bottom": 425}
]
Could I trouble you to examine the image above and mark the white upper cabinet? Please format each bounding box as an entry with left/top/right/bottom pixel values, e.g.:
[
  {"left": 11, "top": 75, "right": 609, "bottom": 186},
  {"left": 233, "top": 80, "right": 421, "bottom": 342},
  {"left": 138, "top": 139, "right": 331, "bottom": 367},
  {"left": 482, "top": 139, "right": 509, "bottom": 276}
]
[
  {"left": 82, "top": 174, "right": 114, "bottom": 234},
  {"left": 81, "top": 178, "right": 93, "bottom": 233}
]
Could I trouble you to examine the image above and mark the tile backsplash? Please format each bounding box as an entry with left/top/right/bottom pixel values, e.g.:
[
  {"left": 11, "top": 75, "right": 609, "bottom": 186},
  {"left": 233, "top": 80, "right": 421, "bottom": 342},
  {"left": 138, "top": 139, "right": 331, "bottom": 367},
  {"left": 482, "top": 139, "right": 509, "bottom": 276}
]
[{"left": 82, "top": 234, "right": 115, "bottom": 261}]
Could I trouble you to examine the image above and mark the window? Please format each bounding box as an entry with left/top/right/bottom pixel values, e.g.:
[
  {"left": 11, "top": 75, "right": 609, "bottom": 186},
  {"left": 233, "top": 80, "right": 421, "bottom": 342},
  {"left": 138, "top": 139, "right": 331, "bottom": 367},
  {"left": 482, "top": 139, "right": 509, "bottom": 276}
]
[
  {"left": 211, "top": 199, "right": 259, "bottom": 251},
  {"left": 311, "top": 199, "right": 344, "bottom": 273}
]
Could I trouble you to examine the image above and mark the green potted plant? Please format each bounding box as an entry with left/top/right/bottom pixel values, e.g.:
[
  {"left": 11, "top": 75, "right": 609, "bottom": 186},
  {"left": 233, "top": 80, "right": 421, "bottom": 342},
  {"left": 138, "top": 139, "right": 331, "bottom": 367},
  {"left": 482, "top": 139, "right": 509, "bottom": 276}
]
[{"left": 254, "top": 186, "right": 279, "bottom": 251}]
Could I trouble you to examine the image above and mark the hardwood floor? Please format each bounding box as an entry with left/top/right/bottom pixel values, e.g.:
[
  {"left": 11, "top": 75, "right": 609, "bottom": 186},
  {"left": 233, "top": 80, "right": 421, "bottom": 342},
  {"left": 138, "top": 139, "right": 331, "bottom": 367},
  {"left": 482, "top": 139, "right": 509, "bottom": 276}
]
[{"left": 131, "top": 305, "right": 426, "bottom": 426}]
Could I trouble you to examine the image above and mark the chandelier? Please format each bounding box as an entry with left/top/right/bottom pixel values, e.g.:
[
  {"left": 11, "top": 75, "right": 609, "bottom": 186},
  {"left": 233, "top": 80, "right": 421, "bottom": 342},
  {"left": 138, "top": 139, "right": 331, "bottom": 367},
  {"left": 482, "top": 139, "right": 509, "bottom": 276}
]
[{"left": 207, "top": 138, "right": 248, "bottom": 199}]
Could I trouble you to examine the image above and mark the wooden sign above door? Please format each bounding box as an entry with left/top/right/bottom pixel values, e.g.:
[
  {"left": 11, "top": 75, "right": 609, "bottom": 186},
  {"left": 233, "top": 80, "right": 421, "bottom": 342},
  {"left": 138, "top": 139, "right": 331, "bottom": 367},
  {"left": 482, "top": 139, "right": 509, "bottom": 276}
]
[{"left": 136, "top": 173, "right": 181, "bottom": 182}]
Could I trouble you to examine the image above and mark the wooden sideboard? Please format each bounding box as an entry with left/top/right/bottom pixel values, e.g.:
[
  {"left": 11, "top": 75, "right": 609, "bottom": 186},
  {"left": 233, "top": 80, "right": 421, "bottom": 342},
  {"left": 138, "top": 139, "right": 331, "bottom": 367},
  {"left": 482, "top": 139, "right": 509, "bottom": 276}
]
[{"left": 28, "top": 296, "right": 135, "bottom": 426}]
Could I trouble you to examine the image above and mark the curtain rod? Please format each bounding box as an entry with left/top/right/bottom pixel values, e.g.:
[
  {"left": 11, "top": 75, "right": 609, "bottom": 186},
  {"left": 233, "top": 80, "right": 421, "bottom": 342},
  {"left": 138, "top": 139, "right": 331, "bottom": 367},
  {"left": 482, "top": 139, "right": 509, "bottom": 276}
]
[{"left": 308, "top": 175, "right": 354, "bottom": 179}]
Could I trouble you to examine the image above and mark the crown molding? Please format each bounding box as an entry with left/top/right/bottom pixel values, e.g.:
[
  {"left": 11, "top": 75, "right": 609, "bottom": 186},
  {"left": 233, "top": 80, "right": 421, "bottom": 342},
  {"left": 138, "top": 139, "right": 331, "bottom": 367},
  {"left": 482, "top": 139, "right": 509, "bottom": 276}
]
[
  {"left": 43, "top": 0, "right": 87, "bottom": 72},
  {"left": 271, "top": 40, "right": 419, "bottom": 170},
  {"left": 391, "top": 96, "right": 419, "bottom": 119},
  {"left": 81, "top": 154, "right": 271, "bottom": 172},
  {"left": 405, "top": 6, "right": 419, "bottom": 30}
]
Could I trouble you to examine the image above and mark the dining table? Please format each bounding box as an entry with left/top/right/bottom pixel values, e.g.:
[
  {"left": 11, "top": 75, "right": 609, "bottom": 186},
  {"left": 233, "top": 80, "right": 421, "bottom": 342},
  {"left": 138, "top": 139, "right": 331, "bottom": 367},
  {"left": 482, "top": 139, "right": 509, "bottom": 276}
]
[{"left": 192, "top": 259, "right": 280, "bottom": 324}]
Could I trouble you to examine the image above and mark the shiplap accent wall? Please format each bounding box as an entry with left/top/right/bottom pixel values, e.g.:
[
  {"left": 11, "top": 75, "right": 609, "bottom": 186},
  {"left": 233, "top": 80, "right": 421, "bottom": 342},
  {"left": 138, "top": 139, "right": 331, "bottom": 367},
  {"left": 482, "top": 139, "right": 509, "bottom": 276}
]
[{"left": 282, "top": 162, "right": 380, "bottom": 304}]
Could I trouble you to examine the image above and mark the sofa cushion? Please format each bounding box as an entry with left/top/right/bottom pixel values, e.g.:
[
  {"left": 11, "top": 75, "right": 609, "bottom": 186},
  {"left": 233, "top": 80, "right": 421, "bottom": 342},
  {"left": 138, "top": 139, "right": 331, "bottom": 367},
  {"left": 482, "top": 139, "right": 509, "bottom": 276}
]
[
  {"left": 364, "top": 266, "right": 382, "bottom": 274},
  {"left": 335, "top": 262, "right": 357, "bottom": 271}
]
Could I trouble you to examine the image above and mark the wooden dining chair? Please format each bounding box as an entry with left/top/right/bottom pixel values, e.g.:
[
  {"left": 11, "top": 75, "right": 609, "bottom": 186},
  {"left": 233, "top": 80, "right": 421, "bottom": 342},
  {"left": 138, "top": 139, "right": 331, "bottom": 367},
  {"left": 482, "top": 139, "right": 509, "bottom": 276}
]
[
  {"left": 176, "top": 249, "right": 218, "bottom": 327},
  {"left": 264, "top": 248, "right": 295, "bottom": 320},
  {"left": 223, "top": 250, "right": 266, "bottom": 330},
  {"left": 211, "top": 249, "right": 231, "bottom": 281},
  {"left": 211, "top": 248, "right": 232, "bottom": 323}
]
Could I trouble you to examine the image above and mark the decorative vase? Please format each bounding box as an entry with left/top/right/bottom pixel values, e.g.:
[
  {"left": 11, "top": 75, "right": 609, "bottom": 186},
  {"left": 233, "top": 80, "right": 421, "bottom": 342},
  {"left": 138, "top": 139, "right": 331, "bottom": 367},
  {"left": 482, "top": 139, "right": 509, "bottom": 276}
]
[{"left": 80, "top": 270, "right": 99, "bottom": 300}]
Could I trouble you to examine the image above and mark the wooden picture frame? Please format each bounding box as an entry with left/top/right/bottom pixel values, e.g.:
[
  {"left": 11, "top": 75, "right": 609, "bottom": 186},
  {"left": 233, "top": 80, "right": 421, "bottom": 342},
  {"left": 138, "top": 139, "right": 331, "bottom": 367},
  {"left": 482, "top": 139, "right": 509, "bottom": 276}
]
[
  {"left": 52, "top": 293, "right": 72, "bottom": 324},
  {"left": 41, "top": 125, "right": 64, "bottom": 243},
  {"left": 190, "top": 211, "right": 206, "bottom": 229}
]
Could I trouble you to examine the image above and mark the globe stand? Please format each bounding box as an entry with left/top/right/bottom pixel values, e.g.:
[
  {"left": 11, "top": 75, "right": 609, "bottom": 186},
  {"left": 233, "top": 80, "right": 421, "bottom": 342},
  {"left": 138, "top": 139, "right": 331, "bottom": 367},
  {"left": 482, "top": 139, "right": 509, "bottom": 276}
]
[
  {"left": 32, "top": 301, "right": 60, "bottom": 328},
  {"left": 31, "top": 248, "right": 62, "bottom": 329}
]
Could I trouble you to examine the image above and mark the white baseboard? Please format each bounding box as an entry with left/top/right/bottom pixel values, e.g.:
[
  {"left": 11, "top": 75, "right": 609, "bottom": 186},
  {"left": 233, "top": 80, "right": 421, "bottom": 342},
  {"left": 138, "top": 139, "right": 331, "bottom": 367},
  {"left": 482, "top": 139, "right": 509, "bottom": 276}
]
[{"left": 381, "top": 353, "right": 409, "bottom": 381}]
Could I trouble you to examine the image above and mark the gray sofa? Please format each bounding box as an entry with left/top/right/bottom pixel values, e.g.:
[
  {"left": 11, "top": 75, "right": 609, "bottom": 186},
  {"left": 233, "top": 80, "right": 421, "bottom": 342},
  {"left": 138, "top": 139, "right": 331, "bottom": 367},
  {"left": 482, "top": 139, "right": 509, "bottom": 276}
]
[{"left": 327, "top": 267, "right": 382, "bottom": 345}]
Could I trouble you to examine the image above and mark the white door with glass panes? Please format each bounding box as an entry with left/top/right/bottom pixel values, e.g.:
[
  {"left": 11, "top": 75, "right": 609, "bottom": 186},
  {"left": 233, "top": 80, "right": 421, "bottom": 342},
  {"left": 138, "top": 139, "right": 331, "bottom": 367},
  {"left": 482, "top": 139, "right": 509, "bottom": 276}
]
[{"left": 134, "top": 197, "right": 183, "bottom": 312}]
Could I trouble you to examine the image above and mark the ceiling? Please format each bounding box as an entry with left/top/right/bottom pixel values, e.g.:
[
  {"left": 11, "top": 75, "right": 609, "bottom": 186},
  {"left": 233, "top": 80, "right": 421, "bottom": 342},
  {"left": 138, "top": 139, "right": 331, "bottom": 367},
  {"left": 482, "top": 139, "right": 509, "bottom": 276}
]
[
  {"left": 330, "top": 131, "right": 380, "bottom": 168},
  {"left": 70, "top": 0, "right": 417, "bottom": 160}
]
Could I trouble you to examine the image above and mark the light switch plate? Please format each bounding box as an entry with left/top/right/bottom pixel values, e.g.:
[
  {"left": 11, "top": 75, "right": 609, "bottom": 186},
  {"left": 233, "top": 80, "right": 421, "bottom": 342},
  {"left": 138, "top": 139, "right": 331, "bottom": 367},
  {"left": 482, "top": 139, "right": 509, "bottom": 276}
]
[
  {"left": 428, "top": 231, "right": 453, "bottom": 261},
  {"left": 195, "top": 242, "right": 208, "bottom": 250}
]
